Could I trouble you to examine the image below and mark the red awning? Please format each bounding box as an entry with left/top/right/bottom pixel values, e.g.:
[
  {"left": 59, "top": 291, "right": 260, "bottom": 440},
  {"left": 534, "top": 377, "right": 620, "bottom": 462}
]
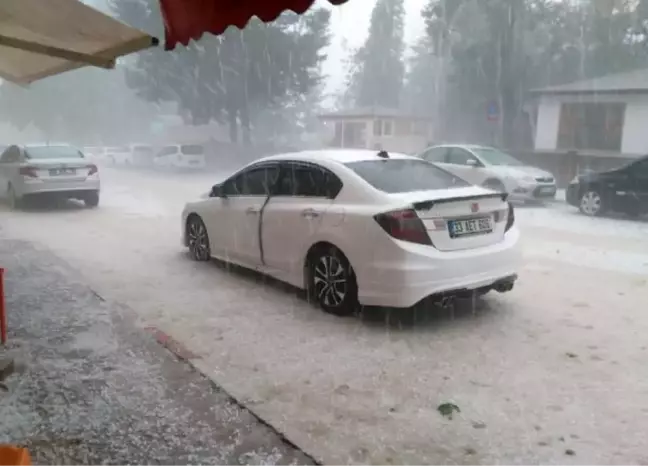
[{"left": 159, "top": 0, "right": 349, "bottom": 50}]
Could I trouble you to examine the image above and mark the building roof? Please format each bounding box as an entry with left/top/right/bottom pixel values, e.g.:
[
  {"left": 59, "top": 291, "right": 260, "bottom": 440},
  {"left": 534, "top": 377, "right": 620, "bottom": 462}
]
[
  {"left": 531, "top": 68, "right": 648, "bottom": 96},
  {"left": 318, "top": 106, "right": 432, "bottom": 120}
]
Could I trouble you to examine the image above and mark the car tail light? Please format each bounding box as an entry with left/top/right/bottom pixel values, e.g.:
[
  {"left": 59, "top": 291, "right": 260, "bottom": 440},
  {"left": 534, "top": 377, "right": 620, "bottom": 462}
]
[
  {"left": 19, "top": 166, "right": 38, "bottom": 178},
  {"left": 505, "top": 202, "right": 515, "bottom": 231},
  {"left": 374, "top": 209, "right": 432, "bottom": 245},
  {"left": 87, "top": 164, "right": 98, "bottom": 175}
]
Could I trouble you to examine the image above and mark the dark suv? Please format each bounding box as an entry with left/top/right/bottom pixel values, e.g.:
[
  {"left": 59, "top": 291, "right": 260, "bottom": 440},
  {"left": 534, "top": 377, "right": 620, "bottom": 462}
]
[{"left": 566, "top": 156, "right": 648, "bottom": 217}]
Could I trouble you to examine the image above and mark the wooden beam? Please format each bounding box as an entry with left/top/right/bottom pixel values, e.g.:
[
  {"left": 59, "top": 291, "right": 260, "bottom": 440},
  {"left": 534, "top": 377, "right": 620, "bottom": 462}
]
[{"left": 0, "top": 34, "right": 115, "bottom": 69}]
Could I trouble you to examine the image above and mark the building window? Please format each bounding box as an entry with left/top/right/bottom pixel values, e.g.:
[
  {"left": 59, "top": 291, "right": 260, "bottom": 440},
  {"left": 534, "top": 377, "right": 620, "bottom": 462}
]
[
  {"left": 382, "top": 120, "right": 393, "bottom": 136},
  {"left": 557, "top": 103, "right": 625, "bottom": 152},
  {"left": 373, "top": 120, "right": 382, "bottom": 136},
  {"left": 333, "top": 122, "right": 343, "bottom": 147},
  {"left": 373, "top": 119, "right": 394, "bottom": 137}
]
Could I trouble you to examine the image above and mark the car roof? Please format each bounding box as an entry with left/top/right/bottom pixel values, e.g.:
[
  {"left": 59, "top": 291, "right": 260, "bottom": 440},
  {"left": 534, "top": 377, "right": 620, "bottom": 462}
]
[
  {"left": 22, "top": 143, "right": 73, "bottom": 148},
  {"left": 429, "top": 144, "right": 494, "bottom": 150},
  {"left": 256, "top": 149, "right": 416, "bottom": 165}
]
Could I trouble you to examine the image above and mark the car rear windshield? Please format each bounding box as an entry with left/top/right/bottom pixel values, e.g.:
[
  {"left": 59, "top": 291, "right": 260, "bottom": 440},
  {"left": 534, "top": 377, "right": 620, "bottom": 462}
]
[
  {"left": 345, "top": 159, "right": 469, "bottom": 193},
  {"left": 26, "top": 146, "right": 83, "bottom": 159},
  {"left": 181, "top": 144, "right": 204, "bottom": 155}
]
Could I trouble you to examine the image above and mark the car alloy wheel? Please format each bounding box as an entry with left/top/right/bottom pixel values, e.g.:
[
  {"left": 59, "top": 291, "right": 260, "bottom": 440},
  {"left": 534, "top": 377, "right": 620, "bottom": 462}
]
[
  {"left": 309, "top": 247, "right": 358, "bottom": 316},
  {"left": 580, "top": 191, "right": 602, "bottom": 216},
  {"left": 187, "top": 216, "right": 211, "bottom": 261}
]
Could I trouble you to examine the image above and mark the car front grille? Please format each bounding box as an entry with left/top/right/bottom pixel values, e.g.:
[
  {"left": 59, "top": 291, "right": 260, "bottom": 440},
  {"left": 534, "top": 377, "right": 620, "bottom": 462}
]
[{"left": 535, "top": 176, "right": 554, "bottom": 183}]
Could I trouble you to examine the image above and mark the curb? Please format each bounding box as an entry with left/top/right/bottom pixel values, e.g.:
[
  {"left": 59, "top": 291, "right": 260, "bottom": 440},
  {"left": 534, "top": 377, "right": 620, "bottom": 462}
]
[{"left": 143, "top": 326, "right": 322, "bottom": 466}]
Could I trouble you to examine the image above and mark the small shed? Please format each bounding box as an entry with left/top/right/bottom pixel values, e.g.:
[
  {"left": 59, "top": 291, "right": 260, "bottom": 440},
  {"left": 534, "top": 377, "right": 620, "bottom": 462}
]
[{"left": 318, "top": 107, "right": 433, "bottom": 154}]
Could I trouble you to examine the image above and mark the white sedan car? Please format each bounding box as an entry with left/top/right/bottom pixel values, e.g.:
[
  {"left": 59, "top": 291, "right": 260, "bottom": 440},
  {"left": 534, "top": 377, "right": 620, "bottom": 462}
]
[
  {"left": 181, "top": 150, "right": 520, "bottom": 315},
  {"left": 0, "top": 144, "right": 100, "bottom": 208},
  {"left": 419, "top": 144, "right": 557, "bottom": 202}
]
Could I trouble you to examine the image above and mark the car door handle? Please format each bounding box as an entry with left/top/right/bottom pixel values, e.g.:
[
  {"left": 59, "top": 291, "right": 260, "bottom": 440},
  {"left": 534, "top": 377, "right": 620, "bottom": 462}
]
[
  {"left": 246, "top": 207, "right": 260, "bottom": 215},
  {"left": 301, "top": 208, "right": 320, "bottom": 218}
]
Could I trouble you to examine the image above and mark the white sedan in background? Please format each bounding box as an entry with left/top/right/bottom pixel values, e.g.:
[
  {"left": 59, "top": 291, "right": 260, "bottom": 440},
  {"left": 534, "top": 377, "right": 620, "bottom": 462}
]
[
  {"left": 181, "top": 150, "right": 520, "bottom": 315},
  {"left": 419, "top": 144, "right": 557, "bottom": 202},
  {"left": 0, "top": 144, "right": 100, "bottom": 208}
]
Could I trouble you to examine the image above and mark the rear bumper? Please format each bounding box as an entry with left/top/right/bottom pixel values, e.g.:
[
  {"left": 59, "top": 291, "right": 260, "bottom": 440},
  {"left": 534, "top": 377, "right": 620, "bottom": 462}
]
[
  {"left": 356, "top": 227, "right": 521, "bottom": 308},
  {"left": 16, "top": 178, "right": 100, "bottom": 197},
  {"left": 508, "top": 183, "right": 557, "bottom": 202}
]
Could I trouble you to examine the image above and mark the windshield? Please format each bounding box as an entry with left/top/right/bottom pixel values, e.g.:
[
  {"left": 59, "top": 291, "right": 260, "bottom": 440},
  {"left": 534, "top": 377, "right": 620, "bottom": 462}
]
[
  {"left": 25, "top": 146, "right": 83, "bottom": 159},
  {"left": 181, "top": 144, "right": 204, "bottom": 155},
  {"left": 346, "top": 159, "right": 469, "bottom": 193},
  {"left": 472, "top": 148, "right": 523, "bottom": 166}
]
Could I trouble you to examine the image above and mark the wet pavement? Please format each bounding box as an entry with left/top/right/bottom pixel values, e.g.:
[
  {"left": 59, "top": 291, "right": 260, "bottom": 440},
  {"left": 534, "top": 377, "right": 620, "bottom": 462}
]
[
  {"left": 0, "top": 238, "right": 314, "bottom": 465},
  {"left": 1, "top": 166, "right": 648, "bottom": 464}
]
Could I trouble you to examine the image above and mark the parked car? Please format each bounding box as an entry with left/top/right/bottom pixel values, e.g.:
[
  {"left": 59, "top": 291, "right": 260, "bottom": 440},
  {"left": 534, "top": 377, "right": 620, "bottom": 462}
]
[
  {"left": 154, "top": 144, "right": 207, "bottom": 170},
  {"left": 566, "top": 155, "right": 648, "bottom": 217},
  {"left": 0, "top": 144, "right": 100, "bottom": 208},
  {"left": 104, "top": 146, "right": 132, "bottom": 165},
  {"left": 131, "top": 144, "right": 155, "bottom": 167},
  {"left": 84, "top": 146, "right": 108, "bottom": 163},
  {"left": 419, "top": 144, "right": 557, "bottom": 202},
  {"left": 181, "top": 149, "right": 520, "bottom": 316}
]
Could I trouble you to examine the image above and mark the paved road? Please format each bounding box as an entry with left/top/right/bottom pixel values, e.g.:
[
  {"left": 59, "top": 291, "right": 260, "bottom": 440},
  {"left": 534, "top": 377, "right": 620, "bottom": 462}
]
[
  {"left": 1, "top": 166, "right": 647, "bottom": 464},
  {"left": 0, "top": 238, "right": 314, "bottom": 465}
]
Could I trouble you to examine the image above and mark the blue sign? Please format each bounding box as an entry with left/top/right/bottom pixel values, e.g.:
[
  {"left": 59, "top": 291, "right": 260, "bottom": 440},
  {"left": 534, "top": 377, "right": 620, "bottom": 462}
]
[{"left": 487, "top": 101, "right": 499, "bottom": 121}]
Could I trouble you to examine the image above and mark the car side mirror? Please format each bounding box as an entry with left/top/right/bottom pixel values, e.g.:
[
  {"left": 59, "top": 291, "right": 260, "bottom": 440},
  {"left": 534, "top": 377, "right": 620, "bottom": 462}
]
[
  {"left": 466, "top": 159, "right": 478, "bottom": 167},
  {"left": 210, "top": 185, "right": 224, "bottom": 198}
]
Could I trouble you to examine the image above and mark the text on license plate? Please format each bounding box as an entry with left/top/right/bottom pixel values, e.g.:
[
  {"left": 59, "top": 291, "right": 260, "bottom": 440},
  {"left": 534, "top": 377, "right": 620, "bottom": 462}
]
[
  {"left": 49, "top": 168, "right": 76, "bottom": 176},
  {"left": 449, "top": 217, "right": 492, "bottom": 238}
]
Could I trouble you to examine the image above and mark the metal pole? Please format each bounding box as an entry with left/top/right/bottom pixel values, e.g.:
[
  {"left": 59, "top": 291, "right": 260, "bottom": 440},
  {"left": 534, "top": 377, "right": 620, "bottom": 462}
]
[{"left": 0, "top": 268, "right": 6, "bottom": 345}]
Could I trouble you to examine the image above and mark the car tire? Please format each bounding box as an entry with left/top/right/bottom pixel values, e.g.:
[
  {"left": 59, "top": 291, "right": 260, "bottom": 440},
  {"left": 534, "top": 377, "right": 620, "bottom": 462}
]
[
  {"left": 483, "top": 179, "right": 506, "bottom": 193},
  {"left": 7, "top": 184, "right": 22, "bottom": 210},
  {"left": 187, "top": 215, "right": 211, "bottom": 261},
  {"left": 84, "top": 191, "right": 100, "bottom": 208},
  {"left": 307, "top": 245, "right": 358, "bottom": 317},
  {"left": 579, "top": 190, "right": 604, "bottom": 217}
]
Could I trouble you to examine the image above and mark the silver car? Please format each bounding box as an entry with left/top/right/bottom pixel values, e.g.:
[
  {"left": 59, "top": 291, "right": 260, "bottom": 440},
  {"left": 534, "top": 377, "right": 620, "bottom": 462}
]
[
  {"left": 419, "top": 144, "right": 557, "bottom": 202},
  {"left": 0, "top": 144, "right": 100, "bottom": 208}
]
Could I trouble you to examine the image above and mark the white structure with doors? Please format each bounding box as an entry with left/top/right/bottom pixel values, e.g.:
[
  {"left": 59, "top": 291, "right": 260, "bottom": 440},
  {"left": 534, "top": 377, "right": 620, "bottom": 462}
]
[
  {"left": 318, "top": 107, "right": 433, "bottom": 154},
  {"left": 532, "top": 68, "right": 648, "bottom": 157}
]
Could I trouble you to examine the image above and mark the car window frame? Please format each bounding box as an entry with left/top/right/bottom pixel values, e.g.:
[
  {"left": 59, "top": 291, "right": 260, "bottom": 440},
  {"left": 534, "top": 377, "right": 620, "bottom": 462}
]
[
  {"left": 447, "top": 147, "right": 482, "bottom": 167},
  {"left": 221, "top": 162, "right": 280, "bottom": 197},
  {"left": 421, "top": 147, "right": 449, "bottom": 163},
  {"left": 273, "top": 161, "right": 343, "bottom": 199}
]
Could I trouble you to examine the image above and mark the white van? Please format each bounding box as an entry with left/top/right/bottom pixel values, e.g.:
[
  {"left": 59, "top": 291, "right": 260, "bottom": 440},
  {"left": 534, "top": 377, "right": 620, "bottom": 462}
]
[
  {"left": 104, "top": 146, "right": 132, "bottom": 165},
  {"left": 154, "top": 144, "right": 206, "bottom": 170}
]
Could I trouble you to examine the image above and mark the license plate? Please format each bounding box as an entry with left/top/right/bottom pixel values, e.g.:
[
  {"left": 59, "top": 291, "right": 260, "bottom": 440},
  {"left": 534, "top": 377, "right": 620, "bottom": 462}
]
[
  {"left": 448, "top": 217, "right": 492, "bottom": 238},
  {"left": 49, "top": 168, "right": 76, "bottom": 176},
  {"left": 541, "top": 186, "right": 556, "bottom": 194}
]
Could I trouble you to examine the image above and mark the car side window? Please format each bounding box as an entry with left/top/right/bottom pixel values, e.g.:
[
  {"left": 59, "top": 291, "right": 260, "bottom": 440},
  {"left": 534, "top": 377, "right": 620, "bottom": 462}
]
[
  {"left": 275, "top": 163, "right": 343, "bottom": 198},
  {"left": 158, "top": 147, "right": 177, "bottom": 157},
  {"left": 421, "top": 147, "right": 448, "bottom": 163},
  {"left": 447, "top": 148, "right": 478, "bottom": 166},
  {"left": 222, "top": 165, "right": 279, "bottom": 196}
]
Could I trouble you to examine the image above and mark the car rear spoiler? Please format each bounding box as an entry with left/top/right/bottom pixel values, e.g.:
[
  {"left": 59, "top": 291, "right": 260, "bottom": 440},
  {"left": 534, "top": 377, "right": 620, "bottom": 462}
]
[{"left": 413, "top": 192, "right": 508, "bottom": 211}]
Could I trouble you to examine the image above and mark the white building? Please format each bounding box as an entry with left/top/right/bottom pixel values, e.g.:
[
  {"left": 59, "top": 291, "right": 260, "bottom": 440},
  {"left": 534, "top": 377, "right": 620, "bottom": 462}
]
[
  {"left": 532, "top": 68, "right": 648, "bottom": 158},
  {"left": 318, "top": 107, "right": 434, "bottom": 154}
]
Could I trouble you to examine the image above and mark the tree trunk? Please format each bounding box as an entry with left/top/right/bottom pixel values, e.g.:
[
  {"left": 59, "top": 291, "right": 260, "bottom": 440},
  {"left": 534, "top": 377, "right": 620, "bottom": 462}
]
[
  {"left": 227, "top": 107, "right": 238, "bottom": 144},
  {"left": 240, "top": 103, "right": 251, "bottom": 145}
]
